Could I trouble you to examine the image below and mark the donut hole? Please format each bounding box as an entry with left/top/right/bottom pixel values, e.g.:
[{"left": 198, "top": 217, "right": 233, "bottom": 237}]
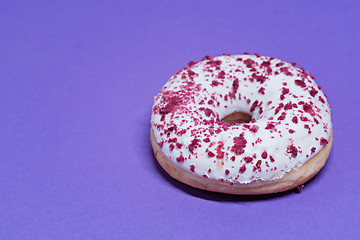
[{"left": 221, "top": 112, "right": 253, "bottom": 125}]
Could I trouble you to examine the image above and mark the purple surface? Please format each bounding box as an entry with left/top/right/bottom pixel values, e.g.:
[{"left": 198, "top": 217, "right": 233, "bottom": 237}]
[{"left": 1, "top": 1, "right": 359, "bottom": 239}]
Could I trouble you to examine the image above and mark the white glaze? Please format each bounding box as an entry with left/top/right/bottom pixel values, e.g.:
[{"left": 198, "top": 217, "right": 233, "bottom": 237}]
[{"left": 151, "top": 54, "right": 332, "bottom": 184}]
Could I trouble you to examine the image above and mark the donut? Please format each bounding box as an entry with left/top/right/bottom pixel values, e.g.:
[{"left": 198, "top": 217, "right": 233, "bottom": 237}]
[{"left": 150, "top": 54, "right": 332, "bottom": 195}]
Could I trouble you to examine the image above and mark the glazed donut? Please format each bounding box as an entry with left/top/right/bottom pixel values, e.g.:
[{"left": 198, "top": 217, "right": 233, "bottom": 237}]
[{"left": 150, "top": 54, "right": 332, "bottom": 195}]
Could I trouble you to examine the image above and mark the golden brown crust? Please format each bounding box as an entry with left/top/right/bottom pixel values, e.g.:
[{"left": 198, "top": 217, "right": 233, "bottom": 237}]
[
  {"left": 221, "top": 112, "right": 253, "bottom": 124},
  {"left": 151, "top": 128, "right": 333, "bottom": 195}
]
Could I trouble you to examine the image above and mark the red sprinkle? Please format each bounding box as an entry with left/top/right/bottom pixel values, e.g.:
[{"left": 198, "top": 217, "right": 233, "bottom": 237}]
[
  {"left": 280, "top": 67, "right": 293, "bottom": 76},
  {"left": 216, "top": 142, "right": 225, "bottom": 159},
  {"left": 265, "top": 123, "right": 275, "bottom": 130},
  {"left": 275, "top": 103, "right": 284, "bottom": 114},
  {"left": 159, "top": 96, "right": 182, "bottom": 115},
  {"left": 204, "top": 108, "right": 214, "bottom": 117},
  {"left": 300, "top": 116, "right": 309, "bottom": 122},
  {"left": 250, "top": 100, "right": 259, "bottom": 112},
  {"left": 218, "top": 71, "right": 226, "bottom": 78},
  {"left": 231, "top": 133, "right": 247, "bottom": 155},
  {"left": 188, "top": 139, "right": 201, "bottom": 154},
  {"left": 244, "top": 156, "right": 253, "bottom": 163},
  {"left": 287, "top": 145, "right": 298, "bottom": 158},
  {"left": 292, "top": 116, "right": 298, "bottom": 124},
  {"left": 244, "top": 59, "right": 255, "bottom": 68},
  {"left": 211, "top": 80, "right": 220, "bottom": 86},
  {"left": 277, "top": 112, "right": 286, "bottom": 120},
  {"left": 251, "top": 73, "right": 267, "bottom": 83},
  {"left": 187, "top": 61, "right": 197, "bottom": 67},
  {"left": 249, "top": 125, "right": 259, "bottom": 133},
  {"left": 309, "top": 88, "right": 318, "bottom": 97},
  {"left": 284, "top": 102, "right": 293, "bottom": 110},
  {"left": 311, "top": 147, "right": 316, "bottom": 154},
  {"left": 258, "top": 87, "right": 265, "bottom": 95},
  {"left": 256, "top": 160, "right": 262, "bottom": 168},
  {"left": 295, "top": 79, "right": 306, "bottom": 88},
  {"left": 282, "top": 87, "right": 290, "bottom": 95},
  {"left": 208, "top": 151, "right": 215, "bottom": 157},
  {"left": 303, "top": 103, "right": 315, "bottom": 116},
  {"left": 239, "top": 165, "right": 246, "bottom": 173},
  {"left": 320, "top": 138, "right": 328, "bottom": 146},
  {"left": 233, "top": 79, "right": 239, "bottom": 93}
]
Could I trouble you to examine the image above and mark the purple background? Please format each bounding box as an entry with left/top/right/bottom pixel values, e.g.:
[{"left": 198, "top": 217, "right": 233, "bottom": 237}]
[{"left": 1, "top": 1, "right": 359, "bottom": 239}]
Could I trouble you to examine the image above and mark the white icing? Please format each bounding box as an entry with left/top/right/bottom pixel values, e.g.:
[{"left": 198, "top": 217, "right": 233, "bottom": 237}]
[{"left": 151, "top": 54, "right": 332, "bottom": 184}]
